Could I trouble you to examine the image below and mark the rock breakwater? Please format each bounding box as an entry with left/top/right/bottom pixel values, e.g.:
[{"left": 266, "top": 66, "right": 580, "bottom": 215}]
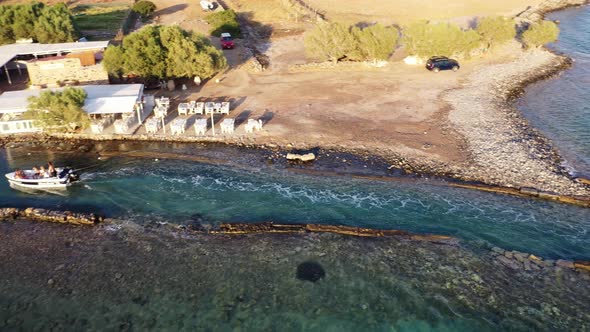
[{"left": 0, "top": 207, "right": 102, "bottom": 225}]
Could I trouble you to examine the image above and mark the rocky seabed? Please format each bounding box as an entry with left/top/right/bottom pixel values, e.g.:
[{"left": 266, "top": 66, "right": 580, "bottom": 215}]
[{"left": 6, "top": 205, "right": 588, "bottom": 276}]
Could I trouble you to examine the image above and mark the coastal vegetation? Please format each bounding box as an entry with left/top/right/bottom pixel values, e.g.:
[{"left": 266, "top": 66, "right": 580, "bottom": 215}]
[
  {"left": 305, "top": 16, "right": 557, "bottom": 61},
  {"left": 0, "top": 2, "right": 77, "bottom": 45},
  {"left": 102, "top": 25, "right": 227, "bottom": 79},
  {"left": 522, "top": 20, "right": 560, "bottom": 48},
  {"left": 25, "top": 87, "right": 89, "bottom": 133},
  {"left": 305, "top": 22, "right": 398, "bottom": 62},
  {"left": 132, "top": 1, "right": 156, "bottom": 20},
  {"left": 206, "top": 9, "right": 241, "bottom": 37},
  {"left": 476, "top": 16, "right": 517, "bottom": 49},
  {"left": 402, "top": 21, "right": 482, "bottom": 58}
]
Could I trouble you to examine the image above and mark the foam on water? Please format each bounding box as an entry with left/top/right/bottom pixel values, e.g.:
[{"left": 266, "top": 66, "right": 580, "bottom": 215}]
[{"left": 6, "top": 156, "right": 580, "bottom": 259}]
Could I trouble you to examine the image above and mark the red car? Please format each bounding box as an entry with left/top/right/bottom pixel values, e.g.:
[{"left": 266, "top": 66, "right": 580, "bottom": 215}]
[{"left": 220, "top": 33, "right": 234, "bottom": 49}]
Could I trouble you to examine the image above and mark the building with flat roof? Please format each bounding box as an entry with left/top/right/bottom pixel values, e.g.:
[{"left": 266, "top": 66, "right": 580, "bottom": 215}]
[
  {"left": 0, "top": 41, "right": 109, "bottom": 86},
  {"left": 0, "top": 84, "right": 146, "bottom": 135}
]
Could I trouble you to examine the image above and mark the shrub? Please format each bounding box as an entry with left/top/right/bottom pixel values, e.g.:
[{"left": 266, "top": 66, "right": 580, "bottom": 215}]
[
  {"left": 103, "top": 25, "right": 227, "bottom": 79},
  {"left": 522, "top": 20, "right": 560, "bottom": 48},
  {"left": 25, "top": 87, "right": 89, "bottom": 133},
  {"left": 351, "top": 23, "right": 399, "bottom": 61},
  {"left": 132, "top": 1, "right": 156, "bottom": 18},
  {"left": 304, "top": 22, "right": 357, "bottom": 63},
  {"left": 476, "top": 16, "right": 516, "bottom": 48},
  {"left": 205, "top": 10, "right": 241, "bottom": 37},
  {"left": 402, "top": 21, "right": 482, "bottom": 58}
]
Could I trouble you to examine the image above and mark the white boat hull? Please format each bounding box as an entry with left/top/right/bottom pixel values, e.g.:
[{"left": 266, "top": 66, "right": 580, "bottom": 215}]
[{"left": 5, "top": 168, "right": 79, "bottom": 191}]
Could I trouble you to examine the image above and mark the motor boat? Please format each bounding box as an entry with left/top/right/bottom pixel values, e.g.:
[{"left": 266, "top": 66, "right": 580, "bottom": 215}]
[{"left": 5, "top": 167, "right": 80, "bottom": 190}]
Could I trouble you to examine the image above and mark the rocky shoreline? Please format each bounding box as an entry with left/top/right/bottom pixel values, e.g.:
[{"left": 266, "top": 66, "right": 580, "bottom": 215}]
[
  {"left": 1, "top": 132, "right": 590, "bottom": 207},
  {"left": 445, "top": 48, "right": 589, "bottom": 198}
]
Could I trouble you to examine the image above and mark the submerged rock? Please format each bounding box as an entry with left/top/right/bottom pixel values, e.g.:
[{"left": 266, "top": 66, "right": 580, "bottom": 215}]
[{"left": 296, "top": 261, "right": 325, "bottom": 283}]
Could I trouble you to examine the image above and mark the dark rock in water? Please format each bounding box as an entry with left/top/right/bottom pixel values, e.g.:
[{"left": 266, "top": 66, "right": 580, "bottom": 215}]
[{"left": 296, "top": 261, "right": 325, "bottom": 282}]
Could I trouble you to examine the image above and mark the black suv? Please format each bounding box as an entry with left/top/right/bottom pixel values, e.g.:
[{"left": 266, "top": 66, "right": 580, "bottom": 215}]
[{"left": 426, "top": 56, "right": 460, "bottom": 72}]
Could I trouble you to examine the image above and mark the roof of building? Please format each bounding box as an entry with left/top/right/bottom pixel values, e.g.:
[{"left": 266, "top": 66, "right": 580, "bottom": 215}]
[
  {"left": 0, "top": 84, "right": 144, "bottom": 115},
  {"left": 0, "top": 41, "right": 109, "bottom": 68}
]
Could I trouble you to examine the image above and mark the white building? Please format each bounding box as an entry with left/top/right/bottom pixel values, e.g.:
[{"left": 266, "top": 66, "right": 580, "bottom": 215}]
[{"left": 0, "top": 84, "right": 146, "bottom": 134}]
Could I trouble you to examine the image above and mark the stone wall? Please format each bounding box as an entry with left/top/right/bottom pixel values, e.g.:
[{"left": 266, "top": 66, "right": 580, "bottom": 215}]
[{"left": 27, "top": 58, "right": 109, "bottom": 87}]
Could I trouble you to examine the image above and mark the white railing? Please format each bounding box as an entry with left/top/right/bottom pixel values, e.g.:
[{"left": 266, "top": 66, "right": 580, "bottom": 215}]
[{"left": 0, "top": 119, "right": 41, "bottom": 134}]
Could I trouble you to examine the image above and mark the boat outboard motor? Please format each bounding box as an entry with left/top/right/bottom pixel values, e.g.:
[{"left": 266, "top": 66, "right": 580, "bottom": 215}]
[{"left": 59, "top": 168, "right": 80, "bottom": 183}]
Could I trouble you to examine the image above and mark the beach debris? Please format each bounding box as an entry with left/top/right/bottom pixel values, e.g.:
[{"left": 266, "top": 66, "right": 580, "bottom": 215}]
[
  {"left": 167, "top": 80, "right": 175, "bottom": 91},
  {"left": 403, "top": 56, "right": 424, "bottom": 65},
  {"left": 286, "top": 152, "right": 316, "bottom": 162},
  {"left": 296, "top": 261, "right": 325, "bottom": 282}
]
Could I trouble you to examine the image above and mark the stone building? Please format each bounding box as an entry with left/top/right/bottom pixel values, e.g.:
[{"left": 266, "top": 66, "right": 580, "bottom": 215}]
[
  {"left": 27, "top": 52, "right": 109, "bottom": 87},
  {"left": 0, "top": 41, "right": 109, "bottom": 86}
]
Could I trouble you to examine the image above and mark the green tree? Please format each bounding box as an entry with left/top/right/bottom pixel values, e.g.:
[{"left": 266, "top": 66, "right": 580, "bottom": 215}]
[
  {"left": 11, "top": 3, "right": 43, "bottom": 40},
  {"left": 102, "top": 25, "right": 227, "bottom": 79},
  {"left": 160, "top": 26, "right": 227, "bottom": 78},
  {"left": 522, "top": 20, "right": 560, "bottom": 48},
  {"left": 34, "top": 3, "right": 78, "bottom": 43},
  {"left": 25, "top": 87, "right": 89, "bottom": 133},
  {"left": 118, "top": 25, "right": 167, "bottom": 78},
  {"left": 0, "top": 6, "right": 16, "bottom": 44},
  {"left": 102, "top": 45, "right": 125, "bottom": 77},
  {"left": 304, "top": 22, "right": 357, "bottom": 63},
  {"left": 132, "top": 1, "right": 156, "bottom": 19},
  {"left": 402, "top": 21, "right": 482, "bottom": 57},
  {"left": 0, "top": 2, "right": 77, "bottom": 45},
  {"left": 205, "top": 10, "right": 241, "bottom": 37},
  {"left": 476, "top": 16, "right": 516, "bottom": 49},
  {"left": 351, "top": 24, "right": 398, "bottom": 62}
]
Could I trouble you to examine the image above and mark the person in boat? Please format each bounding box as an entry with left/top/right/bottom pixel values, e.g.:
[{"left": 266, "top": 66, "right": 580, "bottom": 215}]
[
  {"left": 47, "top": 162, "right": 57, "bottom": 177},
  {"left": 39, "top": 166, "right": 47, "bottom": 178},
  {"left": 14, "top": 169, "right": 24, "bottom": 179},
  {"left": 32, "top": 166, "right": 40, "bottom": 178}
]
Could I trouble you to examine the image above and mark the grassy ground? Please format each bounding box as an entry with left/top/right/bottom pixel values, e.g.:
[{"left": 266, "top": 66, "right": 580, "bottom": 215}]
[{"left": 73, "top": 4, "right": 130, "bottom": 32}]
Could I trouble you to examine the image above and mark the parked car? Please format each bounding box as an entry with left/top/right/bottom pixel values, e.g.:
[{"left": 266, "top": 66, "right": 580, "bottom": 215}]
[
  {"left": 220, "top": 33, "right": 235, "bottom": 49},
  {"left": 426, "top": 56, "right": 460, "bottom": 72},
  {"left": 200, "top": 0, "right": 215, "bottom": 11}
]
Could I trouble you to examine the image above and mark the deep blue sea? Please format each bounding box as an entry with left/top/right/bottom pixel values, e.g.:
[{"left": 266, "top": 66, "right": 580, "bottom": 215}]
[{"left": 517, "top": 5, "right": 590, "bottom": 177}]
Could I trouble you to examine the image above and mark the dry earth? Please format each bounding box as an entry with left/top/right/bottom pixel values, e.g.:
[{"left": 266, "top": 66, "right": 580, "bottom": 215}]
[{"left": 305, "top": 0, "right": 547, "bottom": 24}]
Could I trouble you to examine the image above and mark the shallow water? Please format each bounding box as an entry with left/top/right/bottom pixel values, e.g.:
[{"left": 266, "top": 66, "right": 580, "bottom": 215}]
[
  {"left": 517, "top": 6, "right": 590, "bottom": 177},
  {"left": 1, "top": 221, "right": 589, "bottom": 331},
  {"left": 1, "top": 146, "right": 589, "bottom": 261}
]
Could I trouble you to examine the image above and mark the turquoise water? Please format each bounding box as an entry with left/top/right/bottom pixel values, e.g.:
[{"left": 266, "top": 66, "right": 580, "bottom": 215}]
[
  {"left": 517, "top": 6, "right": 590, "bottom": 177},
  {"left": 1, "top": 147, "right": 589, "bottom": 260}
]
